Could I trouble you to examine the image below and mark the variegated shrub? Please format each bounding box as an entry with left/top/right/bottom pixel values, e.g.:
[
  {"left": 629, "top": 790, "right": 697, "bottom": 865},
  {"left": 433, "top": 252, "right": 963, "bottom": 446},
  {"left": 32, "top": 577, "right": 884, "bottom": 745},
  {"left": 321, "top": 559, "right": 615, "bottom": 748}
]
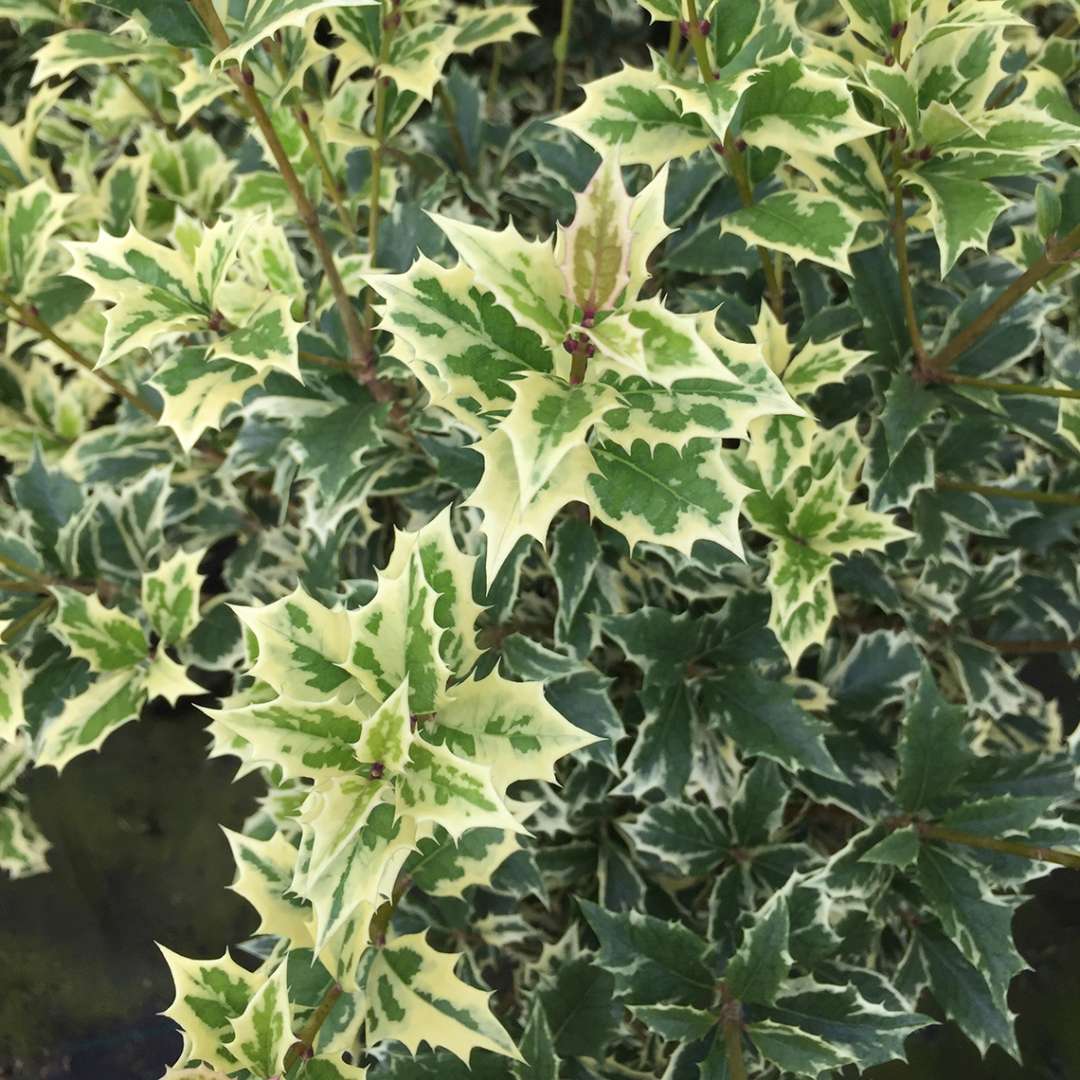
[{"left": 1, "top": 0, "right": 1080, "bottom": 1078}]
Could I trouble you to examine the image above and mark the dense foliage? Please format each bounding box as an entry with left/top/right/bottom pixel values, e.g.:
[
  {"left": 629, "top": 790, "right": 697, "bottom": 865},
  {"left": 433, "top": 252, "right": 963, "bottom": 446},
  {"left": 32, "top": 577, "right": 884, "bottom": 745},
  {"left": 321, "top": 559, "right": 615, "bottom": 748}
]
[{"left": 1, "top": 0, "right": 1080, "bottom": 1077}]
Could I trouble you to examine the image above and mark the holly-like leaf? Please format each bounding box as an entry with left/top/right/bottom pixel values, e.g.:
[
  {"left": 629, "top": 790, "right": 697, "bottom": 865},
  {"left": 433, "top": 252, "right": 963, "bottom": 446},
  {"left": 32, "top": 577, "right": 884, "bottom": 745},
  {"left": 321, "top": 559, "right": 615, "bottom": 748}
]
[
  {"left": 142, "top": 547, "right": 205, "bottom": 647},
  {"left": 916, "top": 845, "right": 1024, "bottom": 1013},
  {"left": 364, "top": 932, "right": 522, "bottom": 1063},
  {"left": 228, "top": 960, "right": 294, "bottom": 1080},
  {"left": 702, "top": 670, "right": 844, "bottom": 781},
  {"left": 722, "top": 191, "right": 861, "bottom": 274},
  {"left": 431, "top": 669, "right": 597, "bottom": 791},
  {"left": 895, "top": 666, "right": 973, "bottom": 813},
  {"left": 34, "top": 669, "right": 148, "bottom": 772},
  {"left": 231, "top": 587, "right": 352, "bottom": 703},
  {"left": 558, "top": 153, "right": 633, "bottom": 316},
  {"left": 553, "top": 64, "right": 713, "bottom": 169},
  {"left": 215, "top": 0, "right": 378, "bottom": 71},
  {"left": 0, "top": 648, "right": 26, "bottom": 742},
  {"left": 63, "top": 221, "right": 303, "bottom": 374},
  {"left": 579, "top": 900, "right": 716, "bottom": 1008},
  {"left": 905, "top": 170, "right": 1011, "bottom": 277},
  {"left": 49, "top": 586, "right": 147, "bottom": 671},
  {"left": 724, "top": 893, "right": 791, "bottom": 1005},
  {"left": 159, "top": 946, "right": 262, "bottom": 1073}
]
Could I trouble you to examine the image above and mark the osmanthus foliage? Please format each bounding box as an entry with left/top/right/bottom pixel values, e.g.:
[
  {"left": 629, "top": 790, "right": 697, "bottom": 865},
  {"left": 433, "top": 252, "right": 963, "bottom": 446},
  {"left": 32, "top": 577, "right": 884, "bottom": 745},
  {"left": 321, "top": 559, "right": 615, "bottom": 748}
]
[
  {"left": 370, "top": 152, "right": 800, "bottom": 577},
  {"left": 0, "top": 0, "right": 1079, "bottom": 1078},
  {"left": 170, "top": 512, "right": 593, "bottom": 1073}
]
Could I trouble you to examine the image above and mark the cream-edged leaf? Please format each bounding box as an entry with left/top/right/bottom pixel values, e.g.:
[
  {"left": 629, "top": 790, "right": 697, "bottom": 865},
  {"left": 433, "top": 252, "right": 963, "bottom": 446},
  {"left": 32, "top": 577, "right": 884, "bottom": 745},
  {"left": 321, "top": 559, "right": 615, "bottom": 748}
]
[
  {"left": 722, "top": 190, "right": 860, "bottom": 274},
  {"left": 553, "top": 64, "right": 713, "bottom": 169},
  {"left": 35, "top": 669, "right": 148, "bottom": 772},
  {"left": 431, "top": 670, "right": 598, "bottom": 792},
  {"left": 160, "top": 946, "right": 262, "bottom": 1074},
  {"left": 228, "top": 960, "right": 293, "bottom": 1080},
  {"left": 49, "top": 586, "right": 147, "bottom": 671},
  {"left": 364, "top": 932, "right": 522, "bottom": 1063},
  {"left": 142, "top": 547, "right": 205, "bottom": 646}
]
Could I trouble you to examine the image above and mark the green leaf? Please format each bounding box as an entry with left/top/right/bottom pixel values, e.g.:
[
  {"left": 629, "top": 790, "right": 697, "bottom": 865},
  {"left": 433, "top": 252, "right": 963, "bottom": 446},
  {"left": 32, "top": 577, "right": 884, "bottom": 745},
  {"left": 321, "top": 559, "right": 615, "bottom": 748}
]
[
  {"left": 916, "top": 845, "right": 1024, "bottom": 1013},
  {"left": 232, "top": 587, "right": 353, "bottom": 703},
  {"left": 31, "top": 28, "right": 170, "bottom": 85},
  {"left": 579, "top": 899, "right": 716, "bottom": 1008},
  {"left": 431, "top": 669, "right": 597, "bottom": 791},
  {"left": 514, "top": 998, "right": 560, "bottom": 1080},
  {"left": 369, "top": 256, "right": 554, "bottom": 421},
  {"left": 611, "top": 681, "right": 695, "bottom": 799},
  {"left": 631, "top": 1004, "right": 717, "bottom": 1044},
  {"left": 914, "top": 925, "right": 1017, "bottom": 1056},
  {"left": 203, "top": 698, "right": 365, "bottom": 780},
  {"left": 364, "top": 932, "right": 522, "bottom": 1063},
  {"left": 225, "top": 829, "right": 313, "bottom": 946},
  {"left": 895, "top": 666, "right": 973, "bottom": 813},
  {"left": 95, "top": 0, "right": 211, "bottom": 47},
  {"left": 453, "top": 5, "right": 537, "bottom": 52},
  {"left": 747, "top": 1020, "right": 850, "bottom": 1074},
  {"left": 0, "top": 648, "right": 25, "bottom": 742},
  {"left": 621, "top": 799, "right": 729, "bottom": 875},
  {"left": 702, "top": 670, "right": 844, "bottom": 781},
  {"left": 754, "top": 982, "right": 929, "bottom": 1071},
  {"left": 149, "top": 346, "right": 263, "bottom": 454},
  {"left": 722, "top": 191, "right": 861, "bottom": 274},
  {"left": 724, "top": 893, "right": 791, "bottom": 1006},
  {"left": 1, "top": 177, "right": 73, "bottom": 300}
]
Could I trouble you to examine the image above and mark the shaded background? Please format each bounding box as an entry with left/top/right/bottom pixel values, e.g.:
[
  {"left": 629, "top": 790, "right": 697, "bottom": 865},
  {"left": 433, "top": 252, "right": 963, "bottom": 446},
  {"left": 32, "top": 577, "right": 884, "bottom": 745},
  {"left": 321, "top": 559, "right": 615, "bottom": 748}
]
[{"left": 1, "top": 659, "right": 1079, "bottom": 1079}]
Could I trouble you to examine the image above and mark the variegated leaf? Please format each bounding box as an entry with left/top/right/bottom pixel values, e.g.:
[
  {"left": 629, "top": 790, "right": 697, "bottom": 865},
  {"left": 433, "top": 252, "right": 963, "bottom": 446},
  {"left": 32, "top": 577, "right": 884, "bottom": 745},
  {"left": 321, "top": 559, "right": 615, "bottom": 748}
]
[
  {"left": 228, "top": 961, "right": 294, "bottom": 1080},
  {"left": 553, "top": 64, "right": 713, "bottom": 169},
  {"left": 722, "top": 190, "right": 860, "bottom": 274},
  {"left": 558, "top": 153, "right": 633, "bottom": 316},
  {"left": 35, "top": 669, "right": 148, "bottom": 772},
  {"left": 364, "top": 933, "right": 522, "bottom": 1062},
  {"left": 142, "top": 547, "right": 205, "bottom": 646},
  {"left": 49, "top": 586, "right": 147, "bottom": 671}
]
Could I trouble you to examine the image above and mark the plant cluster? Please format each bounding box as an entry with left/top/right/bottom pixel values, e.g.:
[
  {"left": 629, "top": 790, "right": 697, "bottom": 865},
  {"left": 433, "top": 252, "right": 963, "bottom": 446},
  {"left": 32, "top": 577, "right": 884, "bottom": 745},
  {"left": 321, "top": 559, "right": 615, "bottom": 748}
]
[{"left": 1, "top": 0, "right": 1080, "bottom": 1077}]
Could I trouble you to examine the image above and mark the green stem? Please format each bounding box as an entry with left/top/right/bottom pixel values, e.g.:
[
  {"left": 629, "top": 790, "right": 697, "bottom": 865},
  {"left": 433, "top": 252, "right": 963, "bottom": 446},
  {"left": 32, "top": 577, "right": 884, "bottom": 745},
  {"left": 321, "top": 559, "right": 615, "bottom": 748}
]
[
  {"left": 925, "top": 220, "right": 1080, "bottom": 373},
  {"left": 552, "top": 0, "right": 574, "bottom": 112},
  {"left": 486, "top": 43, "right": 503, "bottom": 112},
  {"left": 435, "top": 83, "right": 474, "bottom": 179},
  {"left": 114, "top": 67, "right": 178, "bottom": 138},
  {"left": 1, "top": 596, "right": 56, "bottom": 643},
  {"left": 684, "top": 0, "right": 715, "bottom": 80},
  {"left": 190, "top": 0, "right": 385, "bottom": 399},
  {"left": 0, "top": 551, "right": 53, "bottom": 585},
  {"left": 0, "top": 293, "right": 160, "bottom": 420},
  {"left": 726, "top": 146, "right": 784, "bottom": 317},
  {"left": 282, "top": 983, "right": 344, "bottom": 1073},
  {"left": 666, "top": 19, "right": 680, "bottom": 65},
  {"left": 942, "top": 373, "right": 1080, "bottom": 400},
  {"left": 919, "top": 822, "right": 1080, "bottom": 869},
  {"left": 295, "top": 107, "right": 361, "bottom": 253},
  {"left": 890, "top": 142, "right": 928, "bottom": 367},
  {"left": 719, "top": 987, "right": 748, "bottom": 1080},
  {"left": 0, "top": 579, "right": 48, "bottom": 594},
  {"left": 936, "top": 479, "right": 1080, "bottom": 507}
]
